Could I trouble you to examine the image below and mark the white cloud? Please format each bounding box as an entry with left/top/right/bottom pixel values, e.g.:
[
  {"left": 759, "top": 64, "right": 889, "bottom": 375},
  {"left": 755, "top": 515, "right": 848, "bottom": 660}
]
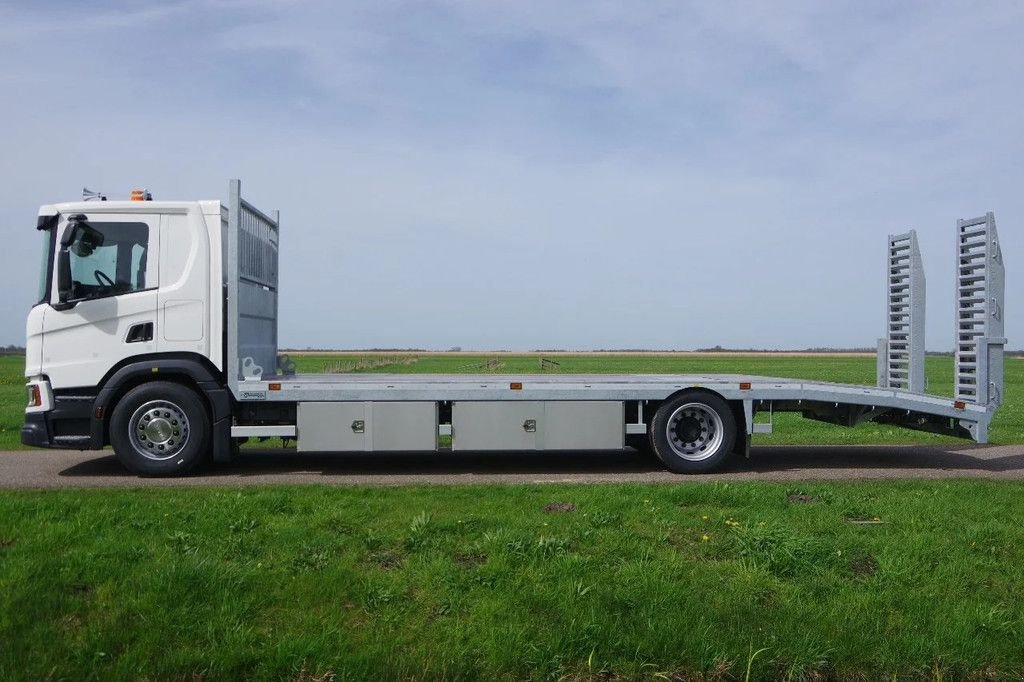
[{"left": 0, "top": 0, "right": 1019, "bottom": 350}]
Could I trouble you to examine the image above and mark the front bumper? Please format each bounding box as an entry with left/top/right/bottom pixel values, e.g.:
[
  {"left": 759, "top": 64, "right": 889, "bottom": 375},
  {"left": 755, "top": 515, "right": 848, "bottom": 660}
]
[
  {"left": 21, "top": 381, "right": 99, "bottom": 450},
  {"left": 21, "top": 412, "right": 51, "bottom": 447}
]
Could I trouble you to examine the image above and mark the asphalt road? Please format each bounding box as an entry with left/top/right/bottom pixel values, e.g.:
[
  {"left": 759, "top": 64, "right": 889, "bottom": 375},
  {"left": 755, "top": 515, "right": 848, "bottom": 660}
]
[{"left": 1, "top": 444, "right": 1023, "bottom": 488}]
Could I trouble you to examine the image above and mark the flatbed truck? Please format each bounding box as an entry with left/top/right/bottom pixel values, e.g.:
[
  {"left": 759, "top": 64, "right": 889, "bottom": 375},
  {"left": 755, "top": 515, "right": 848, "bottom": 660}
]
[{"left": 22, "top": 181, "right": 1007, "bottom": 475}]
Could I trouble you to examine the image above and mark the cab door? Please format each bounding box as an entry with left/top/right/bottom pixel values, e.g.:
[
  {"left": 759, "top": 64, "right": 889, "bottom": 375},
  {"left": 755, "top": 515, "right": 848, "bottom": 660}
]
[{"left": 42, "top": 214, "right": 160, "bottom": 390}]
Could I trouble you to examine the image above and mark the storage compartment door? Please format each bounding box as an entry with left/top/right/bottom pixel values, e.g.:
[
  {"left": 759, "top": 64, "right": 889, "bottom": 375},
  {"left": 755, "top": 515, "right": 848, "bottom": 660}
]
[
  {"left": 372, "top": 402, "right": 438, "bottom": 451},
  {"left": 297, "top": 402, "right": 366, "bottom": 452},
  {"left": 452, "top": 402, "right": 541, "bottom": 451},
  {"left": 541, "top": 401, "right": 624, "bottom": 450}
]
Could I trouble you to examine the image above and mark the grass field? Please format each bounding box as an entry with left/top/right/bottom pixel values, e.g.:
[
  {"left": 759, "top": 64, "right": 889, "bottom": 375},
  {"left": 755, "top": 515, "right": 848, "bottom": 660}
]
[
  {"left": 4, "top": 481, "right": 1024, "bottom": 679},
  {"left": 5, "top": 352, "right": 1021, "bottom": 451}
]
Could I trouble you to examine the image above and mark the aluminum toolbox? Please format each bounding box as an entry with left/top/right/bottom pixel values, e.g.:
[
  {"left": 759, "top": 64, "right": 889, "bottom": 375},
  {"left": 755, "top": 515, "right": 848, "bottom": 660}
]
[
  {"left": 297, "top": 401, "right": 437, "bottom": 452},
  {"left": 453, "top": 401, "right": 624, "bottom": 451}
]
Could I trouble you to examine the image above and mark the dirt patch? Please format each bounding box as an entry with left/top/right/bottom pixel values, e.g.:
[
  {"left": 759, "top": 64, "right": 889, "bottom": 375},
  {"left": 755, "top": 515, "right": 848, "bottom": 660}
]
[
  {"left": 845, "top": 514, "right": 884, "bottom": 525},
  {"left": 59, "top": 613, "right": 83, "bottom": 634},
  {"left": 850, "top": 555, "right": 879, "bottom": 579},
  {"left": 754, "top": 586, "right": 781, "bottom": 608},
  {"left": 291, "top": 667, "right": 337, "bottom": 682},
  {"left": 455, "top": 551, "right": 487, "bottom": 568},
  {"left": 71, "top": 583, "right": 93, "bottom": 596},
  {"left": 0, "top": 537, "right": 14, "bottom": 550},
  {"left": 654, "top": 661, "right": 734, "bottom": 682},
  {"left": 543, "top": 502, "right": 577, "bottom": 513},
  {"left": 427, "top": 603, "right": 452, "bottom": 621},
  {"left": 366, "top": 549, "right": 404, "bottom": 570},
  {"left": 786, "top": 494, "right": 817, "bottom": 504}
]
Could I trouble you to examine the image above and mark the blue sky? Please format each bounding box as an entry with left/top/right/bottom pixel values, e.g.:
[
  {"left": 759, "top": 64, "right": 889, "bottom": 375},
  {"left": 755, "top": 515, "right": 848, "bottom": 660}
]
[{"left": 0, "top": 0, "right": 1020, "bottom": 350}]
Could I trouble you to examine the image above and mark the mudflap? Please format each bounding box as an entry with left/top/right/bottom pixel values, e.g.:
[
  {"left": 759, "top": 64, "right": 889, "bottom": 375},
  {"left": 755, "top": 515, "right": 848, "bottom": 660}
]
[
  {"left": 733, "top": 399, "right": 753, "bottom": 458},
  {"left": 734, "top": 432, "right": 752, "bottom": 458}
]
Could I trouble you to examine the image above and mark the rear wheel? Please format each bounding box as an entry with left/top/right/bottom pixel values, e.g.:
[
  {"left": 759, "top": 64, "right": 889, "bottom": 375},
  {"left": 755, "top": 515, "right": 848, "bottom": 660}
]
[
  {"left": 109, "top": 381, "right": 210, "bottom": 476},
  {"left": 649, "top": 391, "right": 737, "bottom": 473}
]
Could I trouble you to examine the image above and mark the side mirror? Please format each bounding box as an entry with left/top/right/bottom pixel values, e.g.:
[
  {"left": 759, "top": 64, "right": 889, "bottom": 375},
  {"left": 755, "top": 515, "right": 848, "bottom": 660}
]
[
  {"left": 53, "top": 216, "right": 103, "bottom": 310},
  {"left": 61, "top": 216, "right": 104, "bottom": 254},
  {"left": 60, "top": 216, "right": 84, "bottom": 248}
]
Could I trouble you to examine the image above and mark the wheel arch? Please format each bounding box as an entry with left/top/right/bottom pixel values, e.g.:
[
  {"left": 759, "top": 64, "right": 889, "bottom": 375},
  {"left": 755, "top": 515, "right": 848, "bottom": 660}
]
[{"left": 93, "top": 353, "right": 232, "bottom": 461}]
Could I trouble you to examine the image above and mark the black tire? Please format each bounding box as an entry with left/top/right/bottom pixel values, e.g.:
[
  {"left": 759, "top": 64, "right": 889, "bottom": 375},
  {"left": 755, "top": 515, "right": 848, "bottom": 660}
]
[
  {"left": 109, "top": 381, "right": 210, "bottom": 476},
  {"left": 649, "top": 391, "right": 737, "bottom": 474}
]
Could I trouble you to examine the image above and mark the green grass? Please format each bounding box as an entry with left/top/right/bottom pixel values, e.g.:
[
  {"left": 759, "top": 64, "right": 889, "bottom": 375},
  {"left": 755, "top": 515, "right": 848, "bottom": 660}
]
[
  {"left": 3, "top": 355, "right": 1024, "bottom": 678},
  {"left": 0, "top": 355, "right": 25, "bottom": 450},
  {"left": 3, "top": 353, "right": 1022, "bottom": 450},
  {"left": 3, "top": 481, "right": 1024, "bottom": 679}
]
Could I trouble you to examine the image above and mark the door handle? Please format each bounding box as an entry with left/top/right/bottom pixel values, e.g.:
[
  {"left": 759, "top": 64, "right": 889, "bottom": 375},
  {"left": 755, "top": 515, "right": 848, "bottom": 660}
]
[{"left": 125, "top": 322, "right": 153, "bottom": 343}]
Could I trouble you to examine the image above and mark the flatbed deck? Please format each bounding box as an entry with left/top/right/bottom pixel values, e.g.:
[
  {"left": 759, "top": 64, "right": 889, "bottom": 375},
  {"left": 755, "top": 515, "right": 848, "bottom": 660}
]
[{"left": 233, "top": 372, "right": 990, "bottom": 439}]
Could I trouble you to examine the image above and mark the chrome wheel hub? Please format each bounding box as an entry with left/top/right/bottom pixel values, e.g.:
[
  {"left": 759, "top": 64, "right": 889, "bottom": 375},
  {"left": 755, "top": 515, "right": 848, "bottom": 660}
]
[
  {"left": 128, "top": 400, "right": 190, "bottom": 461},
  {"left": 666, "top": 402, "right": 724, "bottom": 461}
]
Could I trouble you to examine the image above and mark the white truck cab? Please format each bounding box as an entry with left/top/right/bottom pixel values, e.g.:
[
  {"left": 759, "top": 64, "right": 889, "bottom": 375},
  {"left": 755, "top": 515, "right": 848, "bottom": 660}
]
[
  {"left": 25, "top": 194, "right": 232, "bottom": 468},
  {"left": 23, "top": 181, "right": 1007, "bottom": 476},
  {"left": 28, "top": 199, "right": 224, "bottom": 386}
]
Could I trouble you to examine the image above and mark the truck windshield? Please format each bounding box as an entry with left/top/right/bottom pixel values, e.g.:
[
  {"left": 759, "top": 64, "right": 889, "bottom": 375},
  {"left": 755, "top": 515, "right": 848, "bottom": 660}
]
[{"left": 36, "top": 228, "right": 52, "bottom": 304}]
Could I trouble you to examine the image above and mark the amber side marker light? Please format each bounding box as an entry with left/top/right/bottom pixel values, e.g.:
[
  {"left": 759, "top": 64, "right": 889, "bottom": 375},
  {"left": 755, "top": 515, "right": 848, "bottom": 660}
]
[
  {"left": 510, "top": 382, "right": 523, "bottom": 390},
  {"left": 954, "top": 400, "right": 966, "bottom": 410},
  {"left": 739, "top": 382, "right": 752, "bottom": 390},
  {"left": 269, "top": 383, "right": 282, "bottom": 391}
]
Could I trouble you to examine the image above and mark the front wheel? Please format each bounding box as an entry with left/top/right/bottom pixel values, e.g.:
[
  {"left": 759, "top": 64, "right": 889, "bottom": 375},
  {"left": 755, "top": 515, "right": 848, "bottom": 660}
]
[
  {"left": 649, "top": 391, "right": 737, "bottom": 473},
  {"left": 109, "top": 381, "right": 210, "bottom": 476}
]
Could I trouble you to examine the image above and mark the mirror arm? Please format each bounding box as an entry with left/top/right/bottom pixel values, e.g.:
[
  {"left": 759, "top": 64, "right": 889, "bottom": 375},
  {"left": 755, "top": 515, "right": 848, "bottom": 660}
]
[{"left": 55, "top": 248, "right": 74, "bottom": 308}]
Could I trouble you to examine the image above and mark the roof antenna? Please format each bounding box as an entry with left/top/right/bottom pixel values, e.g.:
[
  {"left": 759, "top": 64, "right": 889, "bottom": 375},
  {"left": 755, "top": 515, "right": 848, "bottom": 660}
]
[{"left": 82, "top": 187, "right": 107, "bottom": 202}]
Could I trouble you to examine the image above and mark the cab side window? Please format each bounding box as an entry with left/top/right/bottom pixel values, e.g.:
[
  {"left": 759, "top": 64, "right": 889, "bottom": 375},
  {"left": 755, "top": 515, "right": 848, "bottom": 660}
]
[{"left": 67, "top": 222, "right": 150, "bottom": 299}]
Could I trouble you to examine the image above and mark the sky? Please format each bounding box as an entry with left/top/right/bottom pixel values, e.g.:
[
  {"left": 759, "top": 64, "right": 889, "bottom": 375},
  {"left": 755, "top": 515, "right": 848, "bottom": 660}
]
[{"left": 0, "top": 0, "right": 1021, "bottom": 351}]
